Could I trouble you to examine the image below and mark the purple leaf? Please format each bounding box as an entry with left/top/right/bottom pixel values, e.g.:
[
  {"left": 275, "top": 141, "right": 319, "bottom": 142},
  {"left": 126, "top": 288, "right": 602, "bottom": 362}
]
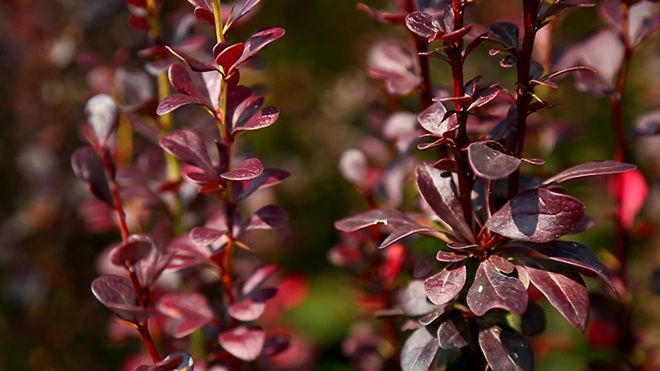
[
  {"left": 85, "top": 94, "right": 118, "bottom": 145},
  {"left": 168, "top": 64, "right": 204, "bottom": 98},
  {"left": 71, "top": 146, "right": 113, "bottom": 206},
  {"left": 400, "top": 326, "right": 440, "bottom": 371},
  {"left": 242, "top": 264, "right": 278, "bottom": 295},
  {"left": 157, "top": 94, "right": 211, "bottom": 115},
  {"left": 109, "top": 234, "right": 155, "bottom": 267},
  {"left": 467, "top": 141, "right": 521, "bottom": 180},
  {"left": 221, "top": 158, "right": 264, "bottom": 181},
  {"left": 416, "top": 163, "right": 475, "bottom": 243},
  {"left": 159, "top": 129, "right": 215, "bottom": 175},
  {"left": 245, "top": 204, "right": 288, "bottom": 230},
  {"left": 478, "top": 326, "right": 534, "bottom": 371},
  {"left": 91, "top": 275, "right": 149, "bottom": 322},
  {"left": 436, "top": 250, "right": 468, "bottom": 262},
  {"left": 489, "top": 22, "right": 519, "bottom": 49},
  {"left": 189, "top": 226, "right": 226, "bottom": 246},
  {"left": 521, "top": 301, "right": 546, "bottom": 336},
  {"left": 543, "top": 160, "right": 636, "bottom": 185},
  {"left": 335, "top": 208, "right": 432, "bottom": 249},
  {"left": 156, "top": 292, "right": 214, "bottom": 338},
  {"left": 516, "top": 241, "right": 614, "bottom": 290},
  {"left": 219, "top": 325, "right": 265, "bottom": 361},
  {"left": 485, "top": 188, "right": 585, "bottom": 243},
  {"left": 467, "top": 84, "right": 503, "bottom": 111},
  {"left": 234, "top": 168, "right": 290, "bottom": 201},
  {"left": 423, "top": 262, "right": 467, "bottom": 305},
  {"left": 417, "top": 102, "right": 456, "bottom": 136},
  {"left": 467, "top": 261, "right": 528, "bottom": 316},
  {"left": 228, "top": 288, "right": 277, "bottom": 321},
  {"left": 405, "top": 11, "right": 442, "bottom": 40},
  {"left": 234, "top": 106, "right": 279, "bottom": 133},
  {"left": 235, "top": 27, "right": 286, "bottom": 67},
  {"left": 437, "top": 317, "right": 470, "bottom": 349},
  {"left": 398, "top": 280, "right": 438, "bottom": 316},
  {"left": 523, "top": 263, "right": 589, "bottom": 332}
]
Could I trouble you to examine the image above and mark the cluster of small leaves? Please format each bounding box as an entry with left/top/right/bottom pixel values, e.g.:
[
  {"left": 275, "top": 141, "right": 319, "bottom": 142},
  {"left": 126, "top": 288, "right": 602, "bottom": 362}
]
[
  {"left": 72, "top": 0, "right": 293, "bottom": 369},
  {"left": 336, "top": 1, "right": 644, "bottom": 370}
]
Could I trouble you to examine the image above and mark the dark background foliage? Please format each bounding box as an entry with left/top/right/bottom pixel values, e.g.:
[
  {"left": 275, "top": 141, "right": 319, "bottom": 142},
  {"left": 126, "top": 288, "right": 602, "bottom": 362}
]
[{"left": 0, "top": 0, "right": 659, "bottom": 369}]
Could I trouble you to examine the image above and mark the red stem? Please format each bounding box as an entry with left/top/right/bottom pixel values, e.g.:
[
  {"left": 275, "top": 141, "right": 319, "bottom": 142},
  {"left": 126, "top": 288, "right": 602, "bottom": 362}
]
[
  {"left": 101, "top": 150, "right": 130, "bottom": 242},
  {"left": 404, "top": 0, "right": 433, "bottom": 109},
  {"left": 507, "top": 0, "right": 538, "bottom": 199}
]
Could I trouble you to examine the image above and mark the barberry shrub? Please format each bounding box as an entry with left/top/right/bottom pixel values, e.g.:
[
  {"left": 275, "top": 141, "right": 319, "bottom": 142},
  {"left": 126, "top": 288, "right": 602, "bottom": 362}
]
[
  {"left": 72, "top": 0, "right": 294, "bottom": 369},
  {"left": 336, "top": 0, "right": 657, "bottom": 370}
]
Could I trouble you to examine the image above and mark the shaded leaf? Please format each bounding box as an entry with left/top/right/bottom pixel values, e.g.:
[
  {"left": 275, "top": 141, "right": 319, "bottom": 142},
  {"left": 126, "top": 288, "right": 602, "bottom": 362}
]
[
  {"left": 485, "top": 188, "right": 584, "bottom": 243},
  {"left": 467, "top": 142, "right": 521, "bottom": 180},
  {"left": 398, "top": 280, "right": 437, "bottom": 316},
  {"left": 478, "top": 326, "right": 534, "bottom": 371},
  {"left": 109, "top": 234, "right": 155, "bottom": 267},
  {"left": 416, "top": 163, "right": 475, "bottom": 243},
  {"left": 523, "top": 263, "right": 589, "bottom": 332},
  {"left": 424, "top": 262, "right": 467, "bottom": 305},
  {"left": 91, "top": 275, "right": 149, "bottom": 322},
  {"left": 160, "top": 130, "right": 215, "bottom": 175},
  {"left": 400, "top": 326, "right": 440, "bottom": 371},
  {"left": 521, "top": 301, "right": 546, "bottom": 336},
  {"left": 543, "top": 160, "right": 636, "bottom": 184},
  {"left": 242, "top": 264, "right": 278, "bottom": 295},
  {"left": 245, "top": 204, "right": 288, "bottom": 230},
  {"left": 467, "top": 261, "right": 528, "bottom": 316},
  {"left": 437, "top": 317, "right": 470, "bottom": 349},
  {"left": 489, "top": 22, "right": 519, "bottom": 49},
  {"left": 71, "top": 146, "right": 113, "bottom": 206}
]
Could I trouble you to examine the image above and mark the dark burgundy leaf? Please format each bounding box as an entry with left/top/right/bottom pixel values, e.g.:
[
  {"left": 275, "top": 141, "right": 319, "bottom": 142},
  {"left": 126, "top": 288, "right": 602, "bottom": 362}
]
[
  {"left": 441, "top": 25, "right": 472, "bottom": 43},
  {"left": 400, "top": 326, "right": 440, "bottom": 371},
  {"left": 543, "top": 160, "right": 636, "bottom": 184},
  {"left": 467, "top": 261, "right": 528, "bottom": 316},
  {"left": 379, "top": 223, "right": 433, "bottom": 250},
  {"left": 489, "top": 22, "right": 519, "bottom": 49},
  {"left": 156, "top": 292, "right": 214, "bottom": 338},
  {"left": 437, "top": 317, "right": 470, "bottom": 349},
  {"left": 261, "top": 334, "right": 291, "bottom": 357},
  {"left": 91, "top": 275, "right": 149, "bottom": 322},
  {"left": 166, "top": 46, "right": 217, "bottom": 73},
  {"left": 236, "top": 27, "right": 286, "bottom": 66},
  {"left": 169, "top": 64, "right": 203, "bottom": 98},
  {"left": 189, "top": 226, "right": 226, "bottom": 246},
  {"left": 242, "top": 264, "right": 278, "bottom": 295},
  {"left": 418, "top": 102, "right": 456, "bottom": 136},
  {"left": 109, "top": 234, "right": 155, "bottom": 267},
  {"left": 485, "top": 188, "right": 584, "bottom": 243},
  {"left": 488, "top": 255, "right": 515, "bottom": 274},
  {"left": 85, "top": 94, "right": 118, "bottom": 145},
  {"left": 234, "top": 106, "right": 279, "bottom": 133},
  {"left": 521, "top": 301, "right": 546, "bottom": 336},
  {"left": 523, "top": 263, "right": 589, "bottom": 332},
  {"left": 398, "top": 280, "right": 437, "bottom": 316},
  {"left": 478, "top": 326, "right": 534, "bottom": 371},
  {"left": 335, "top": 208, "right": 432, "bottom": 249},
  {"left": 234, "top": 0, "right": 262, "bottom": 23},
  {"left": 467, "top": 84, "right": 503, "bottom": 111},
  {"left": 416, "top": 163, "right": 475, "bottom": 243},
  {"left": 436, "top": 250, "right": 467, "bottom": 262},
  {"left": 221, "top": 158, "right": 264, "bottom": 181},
  {"left": 157, "top": 94, "right": 211, "bottom": 115},
  {"left": 159, "top": 130, "right": 215, "bottom": 175},
  {"left": 71, "top": 146, "right": 113, "bottom": 206},
  {"left": 518, "top": 241, "right": 613, "bottom": 290},
  {"left": 135, "top": 351, "right": 194, "bottom": 371},
  {"left": 219, "top": 325, "right": 265, "bottom": 361},
  {"left": 246, "top": 204, "right": 288, "bottom": 230},
  {"left": 234, "top": 168, "right": 290, "bottom": 201},
  {"left": 405, "top": 11, "right": 442, "bottom": 40},
  {"left": 423, "top": 262, "right": 467, "bottom": 305},
  {"left": 215, "top": 43, "right": 245, "bottom": 74},
  {"left": 467, "top": 141, "right": 521, "bottom": 180}
]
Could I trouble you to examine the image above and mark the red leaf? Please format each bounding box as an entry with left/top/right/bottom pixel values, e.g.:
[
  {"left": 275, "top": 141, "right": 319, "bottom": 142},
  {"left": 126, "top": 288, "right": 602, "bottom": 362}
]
[
  {"left": 159, "top": 129, "right": 215, "bottom": 176},
  {"left": 221, "top": 158, "right": 264, "bottom": 181},
  {"left": 109, "top": 234, "right": 155, "bottom": 267},
  {"left": 156, "top": 292, "right": 214, "bottom": 338},
  {"left": 608, "top": 170, "right": 648, "bottom": 229},
  {"left": 467, "top": 261, "right": 528, "bottom": 316},
  {"left": 543, "top": 160, "right": 636, "bottom": 185},
  {"left": 91, "top": 275, "right": 149, "bottom": 322},
  {"left": 423, "top": 263, "right": 467, "bottom": 305},
  {"left": 219, "top": 325, "right": 265, "bottom": 361}
]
